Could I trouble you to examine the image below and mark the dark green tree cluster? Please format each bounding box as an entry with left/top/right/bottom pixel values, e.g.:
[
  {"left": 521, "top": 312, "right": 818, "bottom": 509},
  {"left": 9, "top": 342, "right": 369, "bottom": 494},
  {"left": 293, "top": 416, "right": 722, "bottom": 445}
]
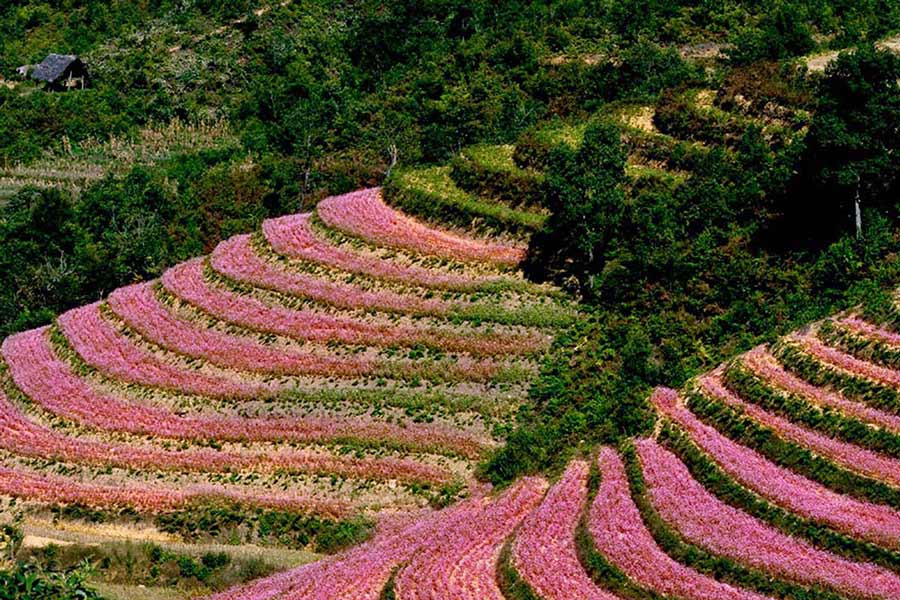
[
  {"left": 0, "top": 148, "right": 301, "bottom": 337},
  {"left": 524, "top": 121, "right": 627, "bottom": 293},
  {"left": 793, "top": 44, "right": 900, "bottom": 241},
  {"left": 487, "top": 44, "right": 900, "bottom": 483}
]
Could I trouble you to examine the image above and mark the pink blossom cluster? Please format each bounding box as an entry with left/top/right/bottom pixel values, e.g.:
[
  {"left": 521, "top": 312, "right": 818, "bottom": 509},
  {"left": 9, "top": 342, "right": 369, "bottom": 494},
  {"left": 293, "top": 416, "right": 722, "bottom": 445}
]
[
  {"left": 316, "top": 188, "right": 525, "bottom": 266},
  {"left": 742, "top": 346, "right": 900, "bottom": 432},
  {"left": 652, "top": 387, "right": 900, "bottom": 549},
  {"left": 793, "top": 331, "right": 900, "bottom": 387},
  {"left": 264, "top": 212, "right": 514, "bottom": 291},
  {"left": 0, "top": 384, "right": 452, "bottom": 485},
  {"left": 211, "top": 234, "right": 459, "bottom": 316},
  {"left": 840, "top": 315, "right": 900, "bottom": 346},
  {"left": 700, "top": 374, "right": 900, "bottom": 487},
  {"left": 110, "top": 281, "right": 518, "bottom": 384},
  {"left": 393, "top": 476, "right": 547, "bottom": 600},
  {"left": 636, "top": 438, "right": 900, "bottom": 600},
  {"left": 162, "top": 259, "right": 550, "bottom": 356},
  {"left": 0, "top": 463, "right": 350, "bottom": 516},
  {"left": 1, "top": 328, "right": 491, "bottom": 458},
  {"left": 58, "top": 302, "right": 281, "bottom": 398},
  {"left": 109, "top": 282, "right": 376, "bottom": 377},
  {"left": 590, "top": 446, "right": 771, "bottom": 600},
  {"left": 207, "top": 484, "right": 531, "bottom": 600},
  {"left": 512, "top": 460, "right": 619, "bottom": 600}
]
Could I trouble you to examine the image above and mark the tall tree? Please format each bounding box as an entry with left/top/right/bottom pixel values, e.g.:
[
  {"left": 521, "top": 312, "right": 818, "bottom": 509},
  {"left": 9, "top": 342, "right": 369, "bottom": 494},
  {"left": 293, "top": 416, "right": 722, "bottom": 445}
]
[
  {"left": 800, "top": 44, "right": 900, "bottom": 239},
  {"left": 524, "top": 120, "right": 626, "bottom": 296}
]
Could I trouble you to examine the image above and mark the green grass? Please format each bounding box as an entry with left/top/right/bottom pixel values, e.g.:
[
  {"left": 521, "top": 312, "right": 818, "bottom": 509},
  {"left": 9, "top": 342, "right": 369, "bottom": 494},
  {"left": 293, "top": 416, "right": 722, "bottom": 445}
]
[
  {"left": 450, "top": 144, "right": 546, "bottom": 211},
  {"left": 383, "top": 165, "right": 546, "bottom": 236}
]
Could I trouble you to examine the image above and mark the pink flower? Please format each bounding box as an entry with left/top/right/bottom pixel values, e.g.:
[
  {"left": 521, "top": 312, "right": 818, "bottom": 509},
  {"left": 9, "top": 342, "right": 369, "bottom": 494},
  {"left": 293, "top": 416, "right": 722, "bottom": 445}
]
[
  {"left": 636, "top": 438, "right": 900, "bottom": 600},
  {"left": 59, "top": 301, "right": 281, "bottom": 398},
  {"left": 211, "top": 234, "right": 458, "bottom": 316},
  {"left": 108, "top": 282, "right": 518, "bottom": 383},
  {"left": 264, "top": 211, "right": 520, "bottom": 292},
  {"left": 0, "top": 463, "right": 350, "bottom": 517},
  {"left": 653, "top": 387, "right": 900, "bottom": 549},
  {"left": 393, "top": 477, "right": 547, "bottom": 600},
  {"left": 792, "top": 331, "right": 900, "bottom": 388},
  {"left": 840, "top": 315, "right": 900, "bottom": 347},
  {"left": 207, "top": 481, "right": 541, "bottom": 600},
  {"left": 590, "top": 446, "right": 771, "bottom": 600},
  {"left": 513, "top": 460, "right": 619, "bottom": 600},
  {"left": 316, "top": 188, "right": 525, "bottom": 266},
  {"left": 1, "top": 328, "right": 492, "bottom": 458},
  {"left": 0, "top": 382, "right": 452, "bottom": 485},
  {"left": 699, "top": 373, "right": 900, "bottom": 486},
  {"left": 161, "top": 259, "right": 550, "bottom": 356},
  {"left": 742, "top": 346, "right": 900, "bottom": 432}
]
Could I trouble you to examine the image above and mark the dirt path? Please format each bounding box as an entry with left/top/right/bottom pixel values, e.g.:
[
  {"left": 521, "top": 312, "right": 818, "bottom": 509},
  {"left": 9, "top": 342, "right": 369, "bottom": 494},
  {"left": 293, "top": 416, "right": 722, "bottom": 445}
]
[{"left": 805, "top": 33, "right": 900, "bottom": 72}]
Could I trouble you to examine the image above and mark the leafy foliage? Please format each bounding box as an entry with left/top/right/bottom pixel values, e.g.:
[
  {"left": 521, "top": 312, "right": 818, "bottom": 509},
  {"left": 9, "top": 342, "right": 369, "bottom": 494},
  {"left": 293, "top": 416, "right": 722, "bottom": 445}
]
[
  {"left": 0, "top": 562, "right": 102, "bottom": 600},
  {"left": 793, "top": 44, "right": 900, "bottom": 240}
]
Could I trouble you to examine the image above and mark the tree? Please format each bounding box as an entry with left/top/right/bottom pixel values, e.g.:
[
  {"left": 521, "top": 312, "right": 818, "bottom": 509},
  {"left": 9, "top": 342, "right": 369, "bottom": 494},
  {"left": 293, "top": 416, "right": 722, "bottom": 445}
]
[
  {"left": 799, "top": 44, "right": 900, "bottom": 240},
  {"left": 524, "top": 120, "right": 627, "bottom": 296}
]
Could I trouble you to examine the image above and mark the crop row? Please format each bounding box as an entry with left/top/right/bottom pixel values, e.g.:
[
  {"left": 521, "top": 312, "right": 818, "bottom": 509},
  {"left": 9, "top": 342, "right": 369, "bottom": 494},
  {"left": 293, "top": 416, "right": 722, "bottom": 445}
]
[
  {"left": 2, "top": 327, "right": 491, "bottom": 458},
  {"left": 0, "top": 374, "right": 455, "bottom": 485},
  {"left": 315, "top": 187, "right": 526, "bottom": 266},
  {"left": 590, "top": 446, "right": 770, "bottom": 600},
  {"left": 59, "top": 302, "right": 283, "bottom": 399},
  {"left": 263, "top": 211, "right": 521, "bottom": 292},
  {"left": 652, "top": 387, "right": 900, "bottom": 549},
  {"left": 820, "top": 317, "right": 900, "bottom": 370},
  {"left": 208, "top": 479, "right": 543, "bottom": 600},
  {"left": 723, "top": 359, "right": 900, "bottom": 458},
  {"left": 698, "top": 374, "right": 900, "bottom": 488},
  {"left": 213, "top": 234, "right": 463, "bottom": 316},
  {"left": 162, "top": 259, "right": 551, "bottom": 357},
  {"left": 107, "top": 282, "right": 531, "bottom": 384},
  {"left": 687, "top": 377, "right": 900, "bottom": 508},
  {"left": 391, "top": 476, "right": 546, "bottom": 600},
  {"left": 211, "top": 232, "right": 573, "bottom": 328},
  {"left": 636, "top": 438, "right": 900, "bottom": 599},
  {"left": 0, "top": 462, "right": 350, "bottom": 517},
  {"left": 742, "top": 346, "right": 900, "bottom": 431},
  {"left": 657, "top": 421, "right": 900, "bottom": 571},
  {"left": 775, "top": 341, "right": 900, "bottom": 416},
  {"left": 791, "top": 331, "right": 900, "bottom": 389},
  {"left": 510, "top": 460, "right": 611, "bottom": 600}
]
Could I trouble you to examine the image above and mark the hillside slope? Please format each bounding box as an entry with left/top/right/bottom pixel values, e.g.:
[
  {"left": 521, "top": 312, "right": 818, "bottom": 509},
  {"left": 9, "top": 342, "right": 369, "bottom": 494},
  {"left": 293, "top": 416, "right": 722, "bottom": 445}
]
[
  {"left": 0, "top": 186, "right": 569, "bottom": 596},
  {"left": 210, "top": 299, "right": 900, "bottom": 600}
]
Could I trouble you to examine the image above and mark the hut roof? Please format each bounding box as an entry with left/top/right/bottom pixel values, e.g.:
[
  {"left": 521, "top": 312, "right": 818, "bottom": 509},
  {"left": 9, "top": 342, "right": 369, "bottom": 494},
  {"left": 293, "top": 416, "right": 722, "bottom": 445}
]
[{"left": 31, "top": 54, "right": 80, "bottom": 83}]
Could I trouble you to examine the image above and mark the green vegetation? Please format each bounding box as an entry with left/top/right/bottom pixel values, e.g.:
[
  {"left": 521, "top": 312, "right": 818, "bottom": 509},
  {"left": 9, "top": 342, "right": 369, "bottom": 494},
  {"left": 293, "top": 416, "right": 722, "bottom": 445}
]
[
  {"left": 383, "top": 166, "right": 546, "bottom": 236},
  {"left": 620, "top": 442, "right": 843, "bottom": 600},
  {"left": 16, "top": 541, "right": 272, "bottom": 594},
  {"left": 792, "top": 44, "right": 900, "bottom": 240},
  {"left": 153, "top": 504, "right": 374, "bottom": 554},
  {"left": 486, "top": 44, "right": 900, "bottom": 483},
  {"left": 450, "top": 145, "right": 545, "bottom": 210},
  {"left": 0, "top": 562, "right": 102, "bottom": 600},
  {"left": 659, "top": 422, "right": 900, "bottom": 571},
  {"left": 685, "top": 389, "right": 900, "bottom": 508}
]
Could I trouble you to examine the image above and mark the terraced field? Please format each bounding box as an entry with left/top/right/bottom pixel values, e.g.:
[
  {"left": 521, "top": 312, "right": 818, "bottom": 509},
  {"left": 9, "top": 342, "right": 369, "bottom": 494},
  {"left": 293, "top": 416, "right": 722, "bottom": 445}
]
[
  {"left": 210, "top": 291, "right": 900, "bottom": 599},
  {"left": 0, "top": 185, "right": 570, "bottom": 595},
  {"left": 10, "top": 83, "right": 899, "bottom": 599}
]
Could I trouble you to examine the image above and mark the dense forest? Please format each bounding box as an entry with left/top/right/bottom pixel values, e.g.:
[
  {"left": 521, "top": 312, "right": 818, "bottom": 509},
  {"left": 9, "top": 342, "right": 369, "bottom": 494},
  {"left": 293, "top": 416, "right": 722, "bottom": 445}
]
[{"left": 1, "top": 1, "right": 900, "bottom": 597}]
